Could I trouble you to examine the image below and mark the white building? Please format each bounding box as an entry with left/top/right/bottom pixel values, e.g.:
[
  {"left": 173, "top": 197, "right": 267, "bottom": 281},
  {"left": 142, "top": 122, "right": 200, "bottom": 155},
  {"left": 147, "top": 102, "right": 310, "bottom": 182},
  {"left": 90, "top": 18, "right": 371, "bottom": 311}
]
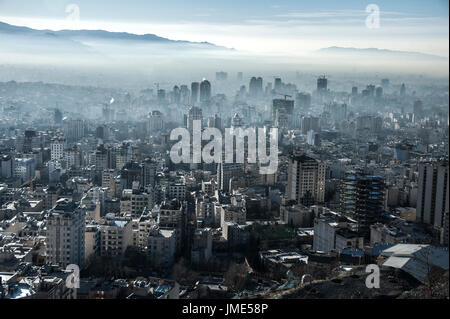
[
  {"left": 313, "top": 210, "right": 360, "bottom": 253},
  {"left": 313, "top": 217, "right": 338, "bottom": 253},
  {"left": 50, "top": 138, "right": 66, "bottom": 161},
  {"left": 98, "top": 215, "right": 133, "bottom": 257},
  {"left": 281, "top": 204, "right": 314, "bottom": 227}
]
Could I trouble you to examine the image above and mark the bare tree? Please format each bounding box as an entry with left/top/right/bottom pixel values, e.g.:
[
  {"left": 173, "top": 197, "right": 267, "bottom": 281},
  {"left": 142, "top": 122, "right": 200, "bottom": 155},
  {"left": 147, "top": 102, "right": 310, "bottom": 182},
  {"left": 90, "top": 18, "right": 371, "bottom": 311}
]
[
  {"left": 417, "top": 246, "right": 446, "bottom": 298},
  {"left": 224, "top": 262, "right": 248, "bottom": 292},
  {"left": 172, "top": 258, "right": 198, "bottom": 284}
]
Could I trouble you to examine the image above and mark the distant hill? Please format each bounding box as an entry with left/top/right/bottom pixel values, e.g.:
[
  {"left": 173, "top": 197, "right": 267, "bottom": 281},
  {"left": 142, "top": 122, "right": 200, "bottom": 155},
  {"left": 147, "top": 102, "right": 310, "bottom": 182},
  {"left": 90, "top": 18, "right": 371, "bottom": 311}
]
[
  {"left": 0, "top": 21, "right": 447, "bottom": 79},
  {"left": 0, "top": 21, "right": 230, "bottom": 54},
  {"left": 317, "top": 46, "right": 446, "bottom": 61}
]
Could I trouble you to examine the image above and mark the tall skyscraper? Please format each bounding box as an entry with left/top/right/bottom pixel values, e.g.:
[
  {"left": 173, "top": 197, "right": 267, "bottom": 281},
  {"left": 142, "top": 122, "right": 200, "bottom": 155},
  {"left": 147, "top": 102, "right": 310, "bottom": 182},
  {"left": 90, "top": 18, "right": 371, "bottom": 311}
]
[
  {"left": 191, "top": 82, "right": 200, "bottom": 105},
  {"left": 46, "top": 198, "right": 86, "bottom": 268},
  {"left": 366, "top": 84, "right": 376, "bottom": 97},
  {"left": 416, "top": 160, "right": 449, "bottom": 229},
  {"left": 295, "top": 92, "right": 311, "bottom": 112},
  {"left": 274, "top": 77, "right": 282, "bottom": 92},
  {"left": 172, "top": 85, "right": 181, "bottom": 104},
  {"left": 317, "top": 76, "right": 328, "bottom": 91},
  {"left": 187, "top": 106, "right": 203, "bottom": 134},
  {"left": 249, "top": 77, "right": 263, "bottom": 98},
  {"left": 180, "top": 85, "right": 190, "bottom": 104},
  {"left": 272, "top": 99, "right": 294, "bottom": 121},
  {"left": 200, "top": 79, "right": 211, "bottom": 103},
  {"left": 286, "top": 152, "right": 326, "bottom": 206},
  {"left": 340, "top": 170, "right": 385, "bottom": 238},
  {"left": 375, "top": 86, "right": 383, "bottom": 99}
]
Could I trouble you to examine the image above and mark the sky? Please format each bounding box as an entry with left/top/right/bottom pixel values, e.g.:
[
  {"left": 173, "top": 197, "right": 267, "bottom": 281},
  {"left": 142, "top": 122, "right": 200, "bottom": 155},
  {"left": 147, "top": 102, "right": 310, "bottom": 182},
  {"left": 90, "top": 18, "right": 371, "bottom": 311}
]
[{"left": 0, "top": 0, "right": 448, "bottom": 57}]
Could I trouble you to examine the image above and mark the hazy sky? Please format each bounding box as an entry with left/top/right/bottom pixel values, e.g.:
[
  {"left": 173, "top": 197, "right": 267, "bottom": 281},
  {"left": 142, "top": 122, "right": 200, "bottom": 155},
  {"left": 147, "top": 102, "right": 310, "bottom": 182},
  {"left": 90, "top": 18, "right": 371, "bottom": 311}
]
[{"left": 0, "top": 0, "right": 448, "bottom": 57}]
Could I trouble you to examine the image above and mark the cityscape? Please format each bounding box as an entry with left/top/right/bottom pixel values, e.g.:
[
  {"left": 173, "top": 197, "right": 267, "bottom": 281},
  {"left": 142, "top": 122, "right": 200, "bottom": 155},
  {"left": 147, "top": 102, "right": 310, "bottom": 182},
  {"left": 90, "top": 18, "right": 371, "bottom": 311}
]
[{"left": 0, "top": 0, "right": 449, "bottom": 304}]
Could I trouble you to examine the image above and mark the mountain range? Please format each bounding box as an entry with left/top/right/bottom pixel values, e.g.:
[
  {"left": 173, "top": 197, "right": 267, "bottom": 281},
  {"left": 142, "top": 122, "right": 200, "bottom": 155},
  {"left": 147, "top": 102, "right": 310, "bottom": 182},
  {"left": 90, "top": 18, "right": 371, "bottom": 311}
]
[
  {"left": 0, "top": 21, "right": 224, "bottom": 48},
  {"left": 2, "top": 21, "right": 446, "bottom": 60},
  {"left": 0, "top": 20, "right": 447, "bottom": 79},
  {"left": 317, "top": 46, "right": 446, "bottom": 61}
]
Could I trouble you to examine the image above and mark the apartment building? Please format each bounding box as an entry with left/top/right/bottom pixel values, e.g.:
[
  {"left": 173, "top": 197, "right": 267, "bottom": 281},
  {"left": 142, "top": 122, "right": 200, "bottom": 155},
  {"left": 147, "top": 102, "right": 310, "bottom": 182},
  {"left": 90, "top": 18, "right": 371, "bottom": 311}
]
[
  {"left": 286, "top": 152, "right": 325, "bottom": 206},
  {"left": 45, "top": 198, "right": 86, "bottom": 269}
]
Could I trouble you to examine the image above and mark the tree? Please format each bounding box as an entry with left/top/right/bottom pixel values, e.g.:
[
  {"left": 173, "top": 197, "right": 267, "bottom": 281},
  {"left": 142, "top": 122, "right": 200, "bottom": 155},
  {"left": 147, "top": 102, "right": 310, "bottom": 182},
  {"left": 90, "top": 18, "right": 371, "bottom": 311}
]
[
  {"left": 418, "top": 247, "right": 446, "bottom": 298},
  {"left": 123, "top": 246, "right": 148, "bottom": 268},
  {"left": 224, "top": 263, "right": 248, "bottom": 292},
  {"left": 171, "top": 258, "right": 198, "bottom": 284}
]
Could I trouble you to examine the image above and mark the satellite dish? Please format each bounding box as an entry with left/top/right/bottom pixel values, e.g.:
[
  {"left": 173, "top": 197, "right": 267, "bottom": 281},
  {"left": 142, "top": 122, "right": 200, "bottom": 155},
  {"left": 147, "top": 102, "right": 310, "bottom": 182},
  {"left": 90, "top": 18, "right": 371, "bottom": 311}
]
[{"left": 301, "top": 274, "right": 312, "bottom": 285}]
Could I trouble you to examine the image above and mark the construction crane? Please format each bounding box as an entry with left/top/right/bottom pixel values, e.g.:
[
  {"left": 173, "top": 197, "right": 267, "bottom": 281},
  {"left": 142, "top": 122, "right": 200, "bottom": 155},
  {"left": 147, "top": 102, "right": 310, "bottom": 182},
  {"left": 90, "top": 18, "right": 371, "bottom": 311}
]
[
  {"left": 154, "top": 82, "right": 170, "bottom": 91},
  {"left": 20, "top": 176, "right": 36, "bottom": 190}
]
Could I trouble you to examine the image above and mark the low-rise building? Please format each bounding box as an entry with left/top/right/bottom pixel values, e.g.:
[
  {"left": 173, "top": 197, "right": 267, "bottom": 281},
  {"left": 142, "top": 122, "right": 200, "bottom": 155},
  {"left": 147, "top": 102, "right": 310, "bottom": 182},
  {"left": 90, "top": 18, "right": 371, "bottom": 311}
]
[
  {"left": 147, "top": 226, "right": 176, "bottom": 269},
  {"left": 98, "top": 215, "right": 133, "bottom": 258}
]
